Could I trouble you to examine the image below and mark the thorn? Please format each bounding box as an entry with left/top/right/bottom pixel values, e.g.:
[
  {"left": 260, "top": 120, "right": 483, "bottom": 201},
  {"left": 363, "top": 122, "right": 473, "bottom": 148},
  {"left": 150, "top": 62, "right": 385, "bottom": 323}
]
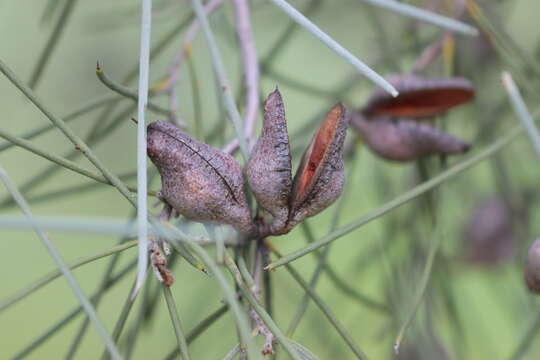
[
  {"left": 96, "top": 61, "right": 102, "bottom": 72},
  {"left": 131, "top": 117, "right": 139, "bottom": 125},
  {"left": 264, "top": 264, "right": 274, "bottom": 271}
]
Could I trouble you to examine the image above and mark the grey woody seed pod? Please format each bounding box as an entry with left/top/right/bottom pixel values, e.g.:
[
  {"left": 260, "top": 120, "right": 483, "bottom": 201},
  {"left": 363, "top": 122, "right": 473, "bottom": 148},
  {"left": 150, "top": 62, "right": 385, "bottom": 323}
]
[
  {"left": 247, "top": 89, "right": 293, "bottom": 233},
  {"left": 147, "top": 121, "right": 255, "bottom": 235}
]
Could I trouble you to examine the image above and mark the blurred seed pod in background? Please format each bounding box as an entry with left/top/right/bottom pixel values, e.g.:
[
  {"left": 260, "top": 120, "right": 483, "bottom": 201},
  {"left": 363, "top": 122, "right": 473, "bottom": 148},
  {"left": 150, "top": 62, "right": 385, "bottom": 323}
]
[
  {"left": 247, "top": 89, "right": 292, "bottom": 234},
  {"left": 351, "top": 74, "right": 474, "bottom": 162},
  {"left": 352, "top": 113, "right": 470, "bottom": 161},
  {"left": 147, "top": 121, "right": 255, "bottom": 235},
  {"left": 362, "top": 74, "right": 474, "bottom": 119},
  {"left": 525, "top": 238, "right": 540, "bottom": 293},
  {"left": 397, "top": 336, "right": 451, "bottom": 360},
  {"left": 461, "top": 195, "right": 521, "bottom": 266}
]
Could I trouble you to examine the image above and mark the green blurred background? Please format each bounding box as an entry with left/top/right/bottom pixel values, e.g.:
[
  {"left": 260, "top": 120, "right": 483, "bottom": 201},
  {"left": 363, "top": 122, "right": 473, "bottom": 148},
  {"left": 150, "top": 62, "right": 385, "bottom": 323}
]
[{"left": 1, "top": 0, "right": 540, "bottom": 359}]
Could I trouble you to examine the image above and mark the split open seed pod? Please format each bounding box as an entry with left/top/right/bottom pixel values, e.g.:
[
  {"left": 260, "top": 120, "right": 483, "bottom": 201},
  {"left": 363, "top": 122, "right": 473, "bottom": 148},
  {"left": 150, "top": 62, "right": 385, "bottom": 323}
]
[
  {"left": 352, "top": 74, "right": 475, "bottom": 161},
  {"left": 362, "top": 74, "right": 474, "bottom": 118},
  {"left": 147, "top": 121, "right": 255, "bottom": 235},
  {"left": 247, "top": 89, "right": 348, "bottom": 236},
  {"left": 247, "top": 89, "right": 292, "bottom": 233},
  {"left": 525, "top": 238, "right": 540, "bottom": 294},
  {"left": 287, "top": 103, "right": 349, "bottom": 229}
]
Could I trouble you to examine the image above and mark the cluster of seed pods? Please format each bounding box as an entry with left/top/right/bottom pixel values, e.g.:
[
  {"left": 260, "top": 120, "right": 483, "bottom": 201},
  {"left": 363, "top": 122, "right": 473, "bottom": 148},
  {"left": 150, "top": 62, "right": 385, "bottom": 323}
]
[
  {"left": 147, "top": 89, "right": 348, "bottom": 238},
  {"left": 351, "top": 74, "right": 475, "bottom": 161}
]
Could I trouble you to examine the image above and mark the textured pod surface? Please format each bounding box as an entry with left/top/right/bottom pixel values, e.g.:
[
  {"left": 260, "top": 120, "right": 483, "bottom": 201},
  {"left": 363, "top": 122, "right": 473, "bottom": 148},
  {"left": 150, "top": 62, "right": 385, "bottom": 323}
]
[
  {"left": 288, "top": 104, "right": 348, "bottom": 228},
  {"left": 147, "top": 121, "right": 255, "bottom": 235},
  {"left": 247, "top": 89, "right": 292, "bottom": 232},
  {"left": 363, "top": 74, "right": 474, "bottom": 118},
  {"left": 525, "top": 238, "right": 540, "bottom": 293},
  {"left": 462, "top": 196, "right": 516, "bottom": 266},
  {"left": 352, "top": 113, "right": 470, "bottom": 161}
]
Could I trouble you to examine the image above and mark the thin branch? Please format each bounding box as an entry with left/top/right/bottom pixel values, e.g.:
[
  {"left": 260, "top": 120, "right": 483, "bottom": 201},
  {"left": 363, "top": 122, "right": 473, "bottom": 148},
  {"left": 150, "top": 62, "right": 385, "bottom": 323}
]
[
  {"left": 10, "top": 260, "right": 136, "bottom": 359},
  {"left": 360, "top": 0, "right": 478, "bottom": 36},
  {"left": 163, "top": 287, "right": 191, "bottom": 360},
  {"left": 501, "top": 71, "right": 540, "bottom": 158},
  {"left": 190, "top": 0, "right": 250, "bottom": 160},
  {"left": 267, "top": 0, "right": 398, "bottom": 97},
  {"left": 0, "top": 128, "right": 156, "bottom": 196},
  {"left": 0, "top": 240, "right": 137, "bottom": 313},
  {"left": 29, "top": 0, "right": 79, "bottom": 88},
  {"left": 0, "top": 58, "right": 137, "bottom": 207},
  {"left": 0, "top": 94, "right": 118, "bottom": 153},
  {"left": 166, "top": 0, "right": 226, "bottom": 127},
  {"left": 233, "top": 0, "right": 260, "bottom": 148},
  {"left": 0, "top": 168, "right": 122, "bottom": 360},
  {"left": 269, "top": 245, "right": 368, "bottom": 360},
  {"left": 96, "top": 63, "right": 173, "bottom": 117},
  {"left": 224, "top": 251, "right": 303, "bottom": 360},
  {"left": 100, "top": 279, "right": 139, "bottom": 360},
  {"left": 134, "top": 0, "right": 153, "bottom": 297},
  {"left": 164, "top": 305, "right": 229, "bottom": 360}
]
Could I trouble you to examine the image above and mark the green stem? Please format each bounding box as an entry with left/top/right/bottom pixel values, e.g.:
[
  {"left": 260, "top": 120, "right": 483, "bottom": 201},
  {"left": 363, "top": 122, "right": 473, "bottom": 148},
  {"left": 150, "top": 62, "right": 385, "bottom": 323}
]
[
  {"left": 163, "top": 287, "right": 191, "bottom": 360},
  {"left": 96, "top": 63, "right": 172, "bottom": 116},
  {"left": 0, "top": 128, "right": 155, "bottom": 197},
  {"left": 29, "top": 0, "right": 79, "bottom": 88},
  {"left": 0, "top": 168, "right": 122, "bottom": 360},
  {"left": 190, "top": 0, "right": 250, "bottom": 160},
  {"left": 270, "top": 247, "right": 368, "bottom": 360},
  {"left": 0, "top": 240, "right": 137, "bottom": 313},
  {"left": 0, "top": 58, "right": 137, "bottom": 207},
  {"left": 0, "top": 94, "right": 119, "bottom": 153},
  {"left": 224, "top": 252, "right": 303, "bottom": 360}
]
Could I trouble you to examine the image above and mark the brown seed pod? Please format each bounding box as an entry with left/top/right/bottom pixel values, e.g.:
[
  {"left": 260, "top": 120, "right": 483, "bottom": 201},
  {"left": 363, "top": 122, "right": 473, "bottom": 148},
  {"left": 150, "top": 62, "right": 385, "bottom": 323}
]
[
  {"left": 462, "top": 196, "right": 517, "bottom": 266},
  {"left": 288, "top": 103, "right": 349, "bottom": 229},
  {"left": 147, "top": 121, "right": 255, "bottom": 235},
  {"left": 525, "top": 238, "right": 540, "bottom": 293},
  {"left": 352, "top": 113, "right": 470, "bottom": 161},
  {"left": 362, "top": 74, "right": 474, "bottom": 118},
  {"left": 247, "top": 89, "right": 292, "bottom": 233}
]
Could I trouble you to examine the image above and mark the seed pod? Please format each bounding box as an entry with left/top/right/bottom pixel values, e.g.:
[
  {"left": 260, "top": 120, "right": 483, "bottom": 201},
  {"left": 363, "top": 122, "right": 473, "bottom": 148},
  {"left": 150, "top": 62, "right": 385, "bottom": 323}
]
[
  {"left": 147, "top": 121, "right": 255, "bottom": 235},
  {"left": 287, "top": 104, "right": 348, "bottom": 229},
  {"left": 247, "top": 89, "right": 293, "bottom": 233},
  {"left": 525, "top": 238, "right": 540, "bottom": 293},
  {"left": 352, "top": 113, "right": 470, "bottom": 161},
  {"left": 462, "top": 196, "right": 517, "bottom": 266},
  {"left": 362, "top": 74, "right": 475, "bottom": 118}
]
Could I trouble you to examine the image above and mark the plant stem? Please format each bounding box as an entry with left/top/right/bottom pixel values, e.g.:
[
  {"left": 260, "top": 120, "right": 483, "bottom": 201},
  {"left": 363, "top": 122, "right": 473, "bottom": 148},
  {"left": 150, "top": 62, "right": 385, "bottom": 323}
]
[
  {"left": 163, "top": 287, "right": 191, "bottom": 360},
  {"left": 190, "top": 0, "right": 250, "bottom": 160},
  {"left": 360, "top": 0, "right": 478, "bottom": 35},
  {"left": 0, "top": 168, "right": 122, "bottom": 360},
  {"left": 29, "top": 0, "right": 79, "bottom": 88},
  {"left": 267, "top": 0, "right": 398, "bottom": 97},
  {"left": 0, "top": 58, "right": 137, "bottom": 207},
  {"left": 0, "top": 240, "right": 137, "bottom": 313}
]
